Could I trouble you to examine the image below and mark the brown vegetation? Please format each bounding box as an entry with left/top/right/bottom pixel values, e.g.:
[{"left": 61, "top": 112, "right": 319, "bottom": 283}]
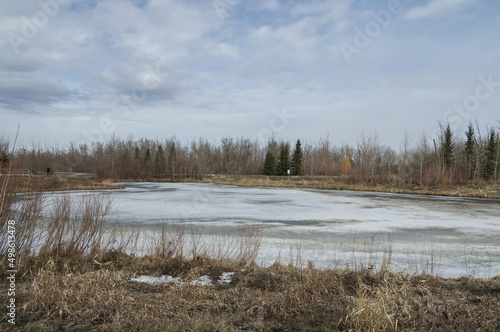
[
  {"left": 3, "top": 173, "right": 123, "bottom": 194},
  {"left": 3, "top": 122, "right": 499, "bottom": 188},
  {"left": 2, "top": 250, "right": 500, "bottom": 331},
  {"left": 199, "top": 175, "right": 500, "bottom": 199}
]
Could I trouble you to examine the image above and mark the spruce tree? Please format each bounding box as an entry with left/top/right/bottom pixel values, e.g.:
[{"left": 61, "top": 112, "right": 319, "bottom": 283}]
[
  {"left": 134, "top": 146, "right": 140, "bottom": 160},
  {"left": 167, "top": 142, "right": 177, "bottom": 178},
  {"left": 442, "top": 123, "right": 455, "bottom": 170},
  {"left": 290, "top": 139, "right": 303, "bottom": 176},
  {"left": 484, "top": 129, "right": 498, "bottom": 180},
  {"left": 155, "top": 145, "right": 165, "bottom": 177},
  {"left": 144, "top": 148, "right": 151, "bottom": 163},
  {"left": 262, "top": 151, "right": 276, "bottom": 176},
  {"left": 463, "top": 124, "right": 476, "bottom": 179},
  {"left": 0, "top": 150, "right": 8, "bottom": 167},
  {"left": 144, "top": 148, "right": 152, "bottom": 178},
  {"left": 276, "top": 143, "right": 290, "bottom": 176}
]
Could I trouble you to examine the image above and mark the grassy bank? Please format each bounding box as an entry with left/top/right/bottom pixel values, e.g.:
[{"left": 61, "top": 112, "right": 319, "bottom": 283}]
[
  {"left": 5, "top": 172, "right": 124, "bottom": 193},
  {"left": 197, "top": 175, "right": 500, "bottom": 200},
  {"left": 2, "top": 250, "right": 500, "bottom": 331},
  {"left": 7, "top": 172, "right": 500, "bottom": 200}
]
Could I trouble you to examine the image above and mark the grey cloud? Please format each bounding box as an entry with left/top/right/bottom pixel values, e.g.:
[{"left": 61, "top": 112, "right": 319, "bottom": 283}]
[
  {"left": 0, "top": 53, "right": 45, "bottom": 72},
  {"left": 0, "top": 73, "right": 79, "bottom": 110}
]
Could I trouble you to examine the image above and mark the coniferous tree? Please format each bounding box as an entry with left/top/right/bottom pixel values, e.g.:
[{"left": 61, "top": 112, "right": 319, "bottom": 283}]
[
  {"left": 134, "top": 145, "right": 141, "bottom": 178},
  {"left": 144, "top": 148, "right": 152, "bottom": 178},
  {"left": 167, "top": 142, "right": 177, "bottom": 178},
  {"left": 262, "top": 151, "right": 276, "bottom": 175},
  {"left": 484, "top": 129, "right": 498, "bottom": 180},
  {"left": 276, "top": 143, "right": 290, "bottom": 176},
  {"left": 290, "top": 139, "right": 303, "bottom": 176},
  {"left": 134, "top": 146, "right": 140, "bottom": 160},
  {"left": 155, "top": 144, "right": 165, "bottom": 177},
  {"left": 0, "top": 150, "right": 8, "bottom": 167},
  {"left": 463, "top": 124, "right": 476, "bottom": 179},
  {"left": 442, "top": 123, "right": 455, "bottom": 170}
]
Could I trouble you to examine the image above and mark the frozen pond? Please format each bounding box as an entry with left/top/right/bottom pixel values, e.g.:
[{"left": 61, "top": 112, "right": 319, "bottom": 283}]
[{"left": 46, "top": 182, "right": 500, "bottom": 278}]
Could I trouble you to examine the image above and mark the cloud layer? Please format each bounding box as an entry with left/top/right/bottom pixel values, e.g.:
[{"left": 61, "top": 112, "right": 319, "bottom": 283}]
[{"left": 1, "top": 0, "right": 499, "bottom": 147}]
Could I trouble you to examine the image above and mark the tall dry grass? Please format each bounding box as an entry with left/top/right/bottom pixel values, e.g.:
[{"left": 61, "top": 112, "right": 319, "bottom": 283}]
[
  {"left": 42, "top": 193, "right": 113, "bottom": 254},
  {"left": 144, "top": 221, "right": 262, "bottom": 277},
  {"left": 1, "top": 174, "right": 44, "bottom": 267},
  {"left": 1, "top": 174, "right": 138, "bottom": 276},
  {"left": 12, "top": 258, "right": 500, "bottom": 331}
]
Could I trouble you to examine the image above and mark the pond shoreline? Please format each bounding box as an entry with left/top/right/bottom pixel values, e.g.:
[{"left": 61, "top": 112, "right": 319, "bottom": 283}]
[
  {"left": 119, "top": 175, "right": 500, "bottom": 200},
  {"left": 14, "top": 173, "right": 500, "bottom": 200}
]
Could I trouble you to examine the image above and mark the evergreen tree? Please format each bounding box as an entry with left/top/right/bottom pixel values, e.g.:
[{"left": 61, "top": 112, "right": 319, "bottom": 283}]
[
  {"left": 463, "top": 124, "right": 476, "bottom": 179},
  {"left": 167, "top": 142, "right": 177, "bottom": 178},
  {"left": 484, "top": 129, "right": 498, "bottom": 180},
  {"left": 276, "top": 143, "right": 290, "bottom": 176},
  {"left": 144, "top": 148, "right": 151, "bottom": 164},
  {"left": 143, "top": 148, "right": 152, "bottom": 178},
  {"left": 262, "top": 151, "right": 276, "bottom": 176},
  {"left": 134, "top": 146, "right": 140, "bottom": 160},
  {"left": 155, "top": 144, "right": 165, "bottom": 177},
  {"left": 0, "top": 150, "right": 8, "bottom": 167},
  {"left": 442, "top": 123, "right": 455, "bottom": 170},
  {"left": 290, "top": 139, "right": 303, "bottom": 176}
]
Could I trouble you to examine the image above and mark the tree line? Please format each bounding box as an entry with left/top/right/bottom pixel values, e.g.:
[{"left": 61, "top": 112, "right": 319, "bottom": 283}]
[{"left": 1, "top": 122, "right": 499, "bottom": 185}]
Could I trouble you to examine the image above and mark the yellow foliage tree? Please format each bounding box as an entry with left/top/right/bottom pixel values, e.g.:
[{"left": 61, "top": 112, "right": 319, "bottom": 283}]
[{"left": 341, "top": 156, "right": 352, "bottom": 172}]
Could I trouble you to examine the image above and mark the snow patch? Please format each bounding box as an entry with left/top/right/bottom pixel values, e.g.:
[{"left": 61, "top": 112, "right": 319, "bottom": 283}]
[
  {"left": 189, "top": 275, "right": 213, "bottom": 286},
  {"left": 130, "top": 275, "right": 214, "bottom": 287},
  {"left": 130, "top": 275, "right": 182, "bottom": 286},
  {"left": 218, "top": 272, "right": 235, "bottom": 284},
  {"left": 131, "top": 273, "right": 237, "bottom": 287}
]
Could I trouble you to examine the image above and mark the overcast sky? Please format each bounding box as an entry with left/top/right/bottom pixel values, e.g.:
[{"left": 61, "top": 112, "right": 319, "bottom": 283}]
[{"left": 1, "top": 0, "right": 499, "bottom": 148}]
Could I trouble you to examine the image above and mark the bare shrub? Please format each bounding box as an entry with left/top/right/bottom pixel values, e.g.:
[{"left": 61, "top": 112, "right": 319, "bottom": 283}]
[
  {"left": 1, "top": 176, "right": 44, "bottom": 267},
  {"left": 41, "top": 192, "right": 115, "bottom": 257}
]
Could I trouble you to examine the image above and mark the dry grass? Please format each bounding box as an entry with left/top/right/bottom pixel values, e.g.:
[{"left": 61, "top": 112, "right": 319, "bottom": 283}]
[
  {"left": 3, "top": 173, "right": 124, "bottom": 194},
  {"left": 7, "top": 172, "right": 500, "bottom": 199},
  {"left": 198, "top": 175, "right": 500, "bottom": 200},
  {"left": 2, "top": 256, "right": 499, "bottom": 331},
  {"left": 138, "top": 221, "right": 262, "bottom": 283},
  {"left": 42, "top": 173, "right": 124, "bottom": 191}
]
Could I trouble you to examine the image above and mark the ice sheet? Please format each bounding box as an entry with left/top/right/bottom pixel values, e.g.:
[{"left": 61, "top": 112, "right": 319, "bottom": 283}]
[{"left": 42, "top": 182, "right": 500, "bottom": 278}]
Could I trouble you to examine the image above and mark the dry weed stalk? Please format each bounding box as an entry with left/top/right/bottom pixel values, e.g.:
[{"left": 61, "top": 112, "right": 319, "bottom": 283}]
[
  {"left": 146, "top": 221, "right": 262, "bottom": 273},
  {"left": 41, "top": 192, "right": 113, "bottom": 256}
]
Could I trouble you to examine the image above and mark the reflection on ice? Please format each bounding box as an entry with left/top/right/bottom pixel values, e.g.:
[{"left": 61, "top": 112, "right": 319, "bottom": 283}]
[{"left": 43, "top": 182, "right": 500, "bottom": 278}]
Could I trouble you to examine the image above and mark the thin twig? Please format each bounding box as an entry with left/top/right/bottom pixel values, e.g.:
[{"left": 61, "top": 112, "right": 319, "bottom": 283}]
[{"left": 0, "top": 124, "right": 20, "bottom": 215}]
